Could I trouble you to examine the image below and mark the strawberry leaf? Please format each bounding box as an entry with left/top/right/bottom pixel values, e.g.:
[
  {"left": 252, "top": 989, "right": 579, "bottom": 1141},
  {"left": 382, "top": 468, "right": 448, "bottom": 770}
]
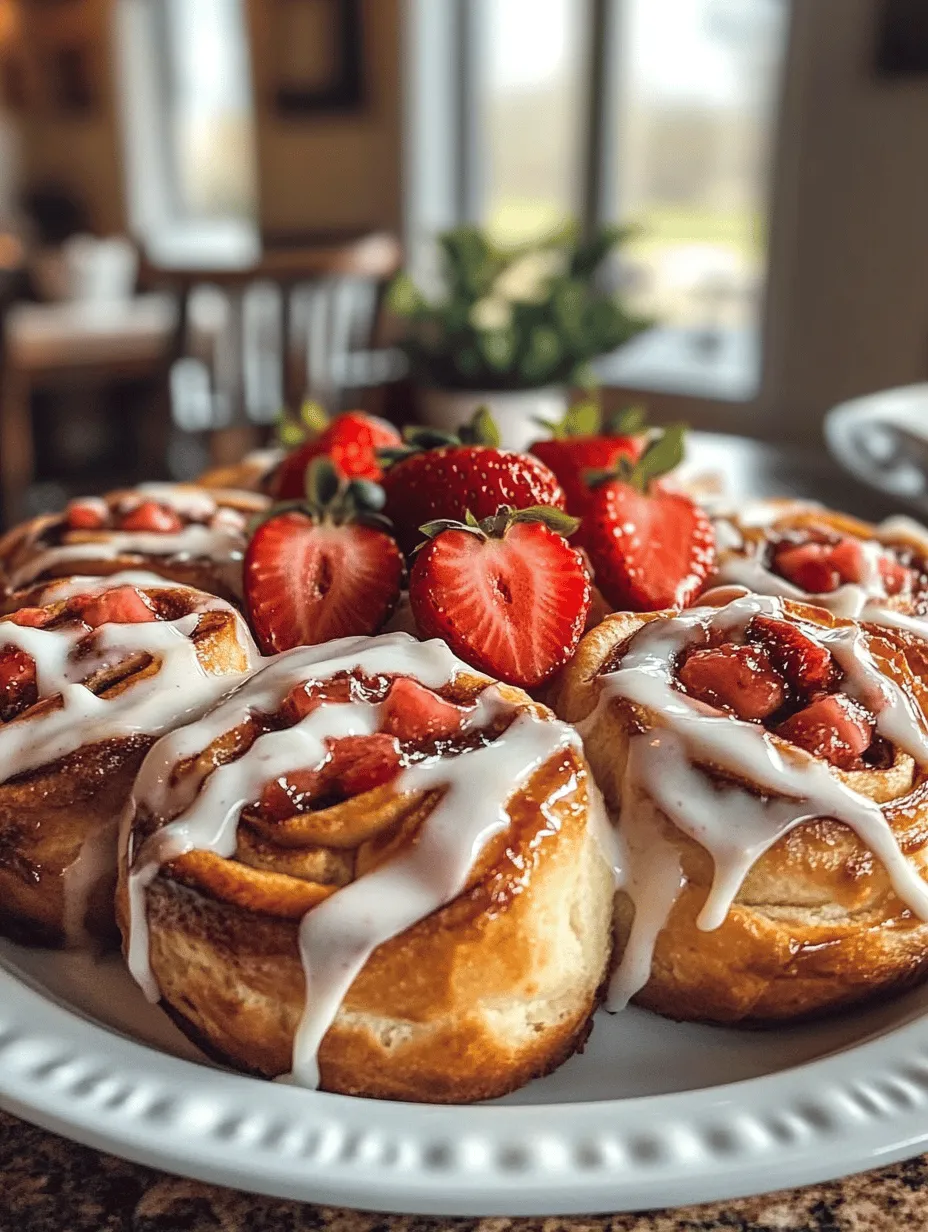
[
  {"left": 277, "top": 415, "right": 306, "bottom": 448},
  {"left": 509, "top": 505, "right": 581, "bottom": 537},
  {"left": 300, "top": 400, "right": 329, "bottom": 437},
  {"left": 346, "top": 478, "right": 387, "bottom": 513},
  {"left": 608, "top": 404, "right": 647, "bottom": 436},
  {"left": 564, "top": 399, "right": 601, "bottom": 437},
  {"left": 306, "top": 456, "right": 341, "bottom": 507},
  {"left": 459, "top": 406, "right": 501, "bottom": 448},
  {"left": 635, "top": 423, "right": 686, "bottom": 487}
]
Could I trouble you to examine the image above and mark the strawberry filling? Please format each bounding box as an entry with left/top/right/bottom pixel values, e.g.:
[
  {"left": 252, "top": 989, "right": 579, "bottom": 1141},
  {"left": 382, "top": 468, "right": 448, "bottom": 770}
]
[
  {"left": 74, "top": 585, "right": 158, "bottom": 628},
  {"left": 771, "top": 534, "right": 915, "bottom": 598},
  {"left": 674, "top": 614, "right": 881, "bottom": 770},
  {"left": 775, "top": 694, "right": 874, "bottom": 771},
  {"left": 677, "top": 643, "right": 785, "bottom": 720},
  {"left": 118, "top": 501, "right": 184, "bottom": 534},
  {"left": 747, "top": 614, "right": 837, "bottom": 695},
  {"left": 381, "top": 677, "right": 470, "bottom": 743},
  {"left": 0, "top": 645, "right": 38, "bottom": 723},
  {"left": 9, "top": 606, "right": 50, "bottom": 628},
  {"left": 257, "top": 673, "right": 486, "bottom": 821},
  {"left": 65, "top": 500, "right": 107, "bottom": 530}
]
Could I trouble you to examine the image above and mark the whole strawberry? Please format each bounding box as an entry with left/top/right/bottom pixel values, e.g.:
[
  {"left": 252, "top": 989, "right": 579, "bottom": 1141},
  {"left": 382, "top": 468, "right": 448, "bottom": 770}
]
[
  {"left": 584, "top": 425, "right": 716, "bottom": 611},
  {"left": 273, "top": 407, "right": 401, "bottom": 499},
  {"left": 245, "top": 458, "right": 403, "bottom": 652},
  {"left": 409, "top": 504, "right": 590, "bottom": 688},
  {"left": 530, "top": 403, "right": 648, "bottom": 517},
  {"left": 380, "top": 409, "right": 566, "bottom": 555}
]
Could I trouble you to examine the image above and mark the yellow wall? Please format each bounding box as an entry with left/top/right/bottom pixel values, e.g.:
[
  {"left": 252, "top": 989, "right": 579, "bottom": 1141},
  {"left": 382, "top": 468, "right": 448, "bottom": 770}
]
[
  {"left": 246, "top": 0, "right": 403, "bottom": 238},
  {"left": 6, "top": 0, "right": 403, "bottom": 239}
]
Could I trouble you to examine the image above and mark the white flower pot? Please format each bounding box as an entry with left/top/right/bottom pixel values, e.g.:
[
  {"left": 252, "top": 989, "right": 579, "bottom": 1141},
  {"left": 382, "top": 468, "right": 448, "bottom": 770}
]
[{"left": 418, "top": 386, "right": 569, "bottom": 453}]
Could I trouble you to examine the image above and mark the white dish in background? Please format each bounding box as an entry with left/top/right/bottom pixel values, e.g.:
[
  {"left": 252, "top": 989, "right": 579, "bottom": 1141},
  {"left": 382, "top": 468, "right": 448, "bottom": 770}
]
[
  {"left": 825, "top": 383, "right": 928, "bottom": 510},
  {"left": 3, "top": 939, "right": 928, "bottom": 1215}
]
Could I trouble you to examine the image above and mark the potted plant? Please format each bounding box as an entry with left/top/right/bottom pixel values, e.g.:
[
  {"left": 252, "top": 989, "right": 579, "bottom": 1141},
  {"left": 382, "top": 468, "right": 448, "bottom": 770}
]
[{"left": 387, "top": 224, "right": 649, "bottom": 450}]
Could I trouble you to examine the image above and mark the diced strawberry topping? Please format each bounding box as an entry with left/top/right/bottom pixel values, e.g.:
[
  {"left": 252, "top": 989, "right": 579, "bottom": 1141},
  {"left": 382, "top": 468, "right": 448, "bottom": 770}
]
[
  {"left": 381, "top": 677, "right": 470, "bottom": 743},
  {"left": 0, "top": 646, "right": 37, "bottom": 722},
  {"left": 76, "top": 586, "right": 158, "bottom": 628},
  {"left": 118, "top": 501, "right": 184, "bottom": 533},
  {"left": 775, "top": 693, "right": 874, "bottom": 769},
  {"left": 879, "top": 554, "right": 912, "bottom": 596},
  {"left": 281, "top": 678, "right": 354, "bottom": 723},
  {"left": 772, "top": 542, "right": 842, "bottom": 593},
  {"left": 325, "top": 733, "right": 403, "bottom": 796},
  {"left": 65, "top": 500, "right": 108, "bottom": 531},
  {"left": 678, "top": 643, "right": 786, "bottom": 720},
  {"left": 748, "top": 614, "right": 838, "bottom": 695},
  {"left": 9, "top": 607, "right": 50, "bottom": 628},
  {"left": 260, "top": 768, "right": 324, "bottom": 820}
]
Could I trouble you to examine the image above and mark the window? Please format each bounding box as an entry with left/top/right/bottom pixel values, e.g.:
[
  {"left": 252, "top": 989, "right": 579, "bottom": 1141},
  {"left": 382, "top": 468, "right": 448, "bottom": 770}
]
[
  {"left": 480, "top": 0, "right": 587, "bottom": 243},
  {"left": 116, "top": 0, "right": 258, "bottom": 246},
  {"left": 404, "top": 0, "right": 791, "bottom": 400}
]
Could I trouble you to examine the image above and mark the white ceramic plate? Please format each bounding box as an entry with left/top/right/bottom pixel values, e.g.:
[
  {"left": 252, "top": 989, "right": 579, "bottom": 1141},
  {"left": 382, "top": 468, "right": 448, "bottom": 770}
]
[
  {"left": 825, "top": 383, "right": 928, "bottom": 511},
  {"left": 3, "top": 942, "right": 928, "bottom": 1215}
]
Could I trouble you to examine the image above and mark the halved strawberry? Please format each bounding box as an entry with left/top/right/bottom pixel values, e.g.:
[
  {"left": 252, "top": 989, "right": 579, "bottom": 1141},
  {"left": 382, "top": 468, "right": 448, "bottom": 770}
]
[
  {"left": 0, "top": 645, "right": 37, "bottom": 722},
  {"left": 747, "top": 614, "right": 837, "bottom": 695},
  {"left": 408, "top": 506, "right": 590, "bottom": 688},
  {"left": 76, "top": 586, "right": 158, "bottom": 628},
  {"left": 119, "top": 501, "right": 183, "bottom": 534},
  {"left": 380, "top": 410, "right": 566, "bottom": 555},
  {"left": 678, "top": 643, "right": 786, "bottom": 721},
  {"left": 381, "top": 677, "right": 470, "bottom": 743},
  {"left": 775, "top": 693, "right": 874, "bottom": 769},
  {"left": 244, "top": 460, "right": 403, "bottom": 653},
  {"left": 273, "top": 409, "right": 402, "bottom": 499},
  {"left": 771, "top": 542, "right": 841, "bottom": 594},
  {"left": 530, "top": 403, "right": 647, "bottom": 517},
  {"left": 65, "top": 499, "right": 108, "bottom": 531},
  {"left": 583, "top": 427, "right": 715, "bottom": 611}
]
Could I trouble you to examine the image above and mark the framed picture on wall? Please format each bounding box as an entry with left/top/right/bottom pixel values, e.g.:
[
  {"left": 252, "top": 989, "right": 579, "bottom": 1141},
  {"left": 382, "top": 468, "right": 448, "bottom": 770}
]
[{"left": 273, "top": 0, "right": 364, "bottom": 115}]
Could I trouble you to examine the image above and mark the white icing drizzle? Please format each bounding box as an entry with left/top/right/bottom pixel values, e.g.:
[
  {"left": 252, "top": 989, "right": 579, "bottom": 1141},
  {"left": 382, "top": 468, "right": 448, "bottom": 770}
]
[
  {"left": 598, "top": 594, "right": 928, "bottom": 1010},
  {"left": 29, "top": 571, "right": 197, "bottom": 603},
  {"left": 124, "top": 631, "right": 591, "bottom": 1088},
  {"left": 0, "top": 592, "right": 257, "bottom": 783}
]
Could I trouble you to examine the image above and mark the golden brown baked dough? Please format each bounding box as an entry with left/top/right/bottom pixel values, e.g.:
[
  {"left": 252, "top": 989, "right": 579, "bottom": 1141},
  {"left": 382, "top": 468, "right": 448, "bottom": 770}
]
[
  {"left": 0, "top": 580, "right": 254, "bottom": 947},
  {"left": 555, "top": 595, "right": 928, "bottom": 1024},
  {"left": 118, "top": 634, "right": 614, "bottom": 1102},
  {"left": 0, "top": 484, "right": 269, "bottom": 608}
]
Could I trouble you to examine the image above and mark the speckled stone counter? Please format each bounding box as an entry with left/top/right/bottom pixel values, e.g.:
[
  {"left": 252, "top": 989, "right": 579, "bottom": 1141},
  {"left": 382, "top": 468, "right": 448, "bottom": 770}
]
[{"left": 2, "top": 1110, "right": 927, "bottom": 1231}]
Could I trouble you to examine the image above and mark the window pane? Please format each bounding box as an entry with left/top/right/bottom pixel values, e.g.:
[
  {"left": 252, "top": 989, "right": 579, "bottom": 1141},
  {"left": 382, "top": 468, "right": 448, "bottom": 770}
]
[
  {"left": 164, "top": 0, "right": 257, "bottom": 221},
  {"left": 614, "top": 0, "right": 789, "bottom": 332},
  {"left": 480, "top": 0, "right": 587, "bottom": 243}
]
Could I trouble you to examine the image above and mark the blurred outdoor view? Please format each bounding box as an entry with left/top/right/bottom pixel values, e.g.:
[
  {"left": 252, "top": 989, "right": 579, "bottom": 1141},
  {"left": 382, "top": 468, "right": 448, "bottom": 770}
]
[{"left": 483, "top": 0, "right": 789, "bottom": 331}]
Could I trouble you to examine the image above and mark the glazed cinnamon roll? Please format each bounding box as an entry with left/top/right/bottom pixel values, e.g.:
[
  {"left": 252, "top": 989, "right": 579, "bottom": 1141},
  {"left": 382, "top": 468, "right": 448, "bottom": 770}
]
[
  {"left": 0, "top": 579, "right": 255, "bottom": 947},
  {"left": 0, "top": 484, "right": 269, "bottom": 608},
  {"left": 709, "top": 498, "right": 928, "bottom": 639},
  {"left": 118, "top": 632, "right": 614, "bottom": 1103},
  {"left": 556, "top": 593, "right": 928, "bottom": 1024}
]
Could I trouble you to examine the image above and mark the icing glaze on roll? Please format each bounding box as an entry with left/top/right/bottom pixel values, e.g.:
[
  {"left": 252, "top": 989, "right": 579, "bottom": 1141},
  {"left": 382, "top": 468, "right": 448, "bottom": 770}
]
[
  {"left": 124, "top": 631, "right": 596, "bottom": 1087},
  {"left": 594, "top": 594, "right": 928, "bottom": 1010}
]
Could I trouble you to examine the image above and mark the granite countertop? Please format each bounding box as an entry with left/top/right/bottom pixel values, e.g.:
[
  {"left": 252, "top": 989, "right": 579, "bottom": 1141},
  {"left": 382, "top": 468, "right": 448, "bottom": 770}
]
[{"left": 2, "top": 1109, "right": 927, "bottom": 1232}]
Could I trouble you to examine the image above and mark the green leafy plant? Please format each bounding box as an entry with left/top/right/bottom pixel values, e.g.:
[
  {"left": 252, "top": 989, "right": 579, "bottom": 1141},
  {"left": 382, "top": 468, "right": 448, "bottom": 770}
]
[{"left": 387, "top": 224, "right": 651, "bottom": 392}]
